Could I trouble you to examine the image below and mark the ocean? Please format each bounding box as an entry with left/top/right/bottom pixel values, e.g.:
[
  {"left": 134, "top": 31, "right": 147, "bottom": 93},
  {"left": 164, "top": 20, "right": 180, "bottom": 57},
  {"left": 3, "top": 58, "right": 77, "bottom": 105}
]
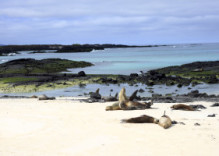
[
  {"left": 1, "top": 43, "right": 219, "bottom": 75},
  {"left": 0, "top": 43, "right": 219, "bottom": 96}
]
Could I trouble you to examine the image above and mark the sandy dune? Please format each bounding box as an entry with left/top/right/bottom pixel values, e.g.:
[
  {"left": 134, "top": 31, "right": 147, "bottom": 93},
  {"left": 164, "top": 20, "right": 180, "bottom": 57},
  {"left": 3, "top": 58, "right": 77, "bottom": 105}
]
[{"left": 0, "top": 98, "right": 218, "bottom": 156}]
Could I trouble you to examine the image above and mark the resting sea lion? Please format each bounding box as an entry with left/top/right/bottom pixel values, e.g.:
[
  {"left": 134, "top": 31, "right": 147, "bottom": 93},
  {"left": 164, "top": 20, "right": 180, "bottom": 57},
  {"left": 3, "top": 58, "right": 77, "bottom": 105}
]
[
  {"left": 105, "top": 102, "right": 121, "bottom": 111},
  {"left": 122, "top": 115, "right": 159, "bottom": 124},
  {"left": 30, "top": 95, "right": 38, "bottom": 98},
  {"left": 119, "top": 88, "right": 151, "bottom": 110},
  {"left": 90, "top": 88, "right": 101, "bottom": 99},
  {"left": 38, "top": 94, "right": 55, "bottom": 100},
  {"left": 171, "top": 104, "right": 195, "bottom": 111},
  {"left": 158, "top": 111, "right": 172, "bottom": 129},
  {"left": 102, "top": 93, "right": 118, "bottom": 102}
]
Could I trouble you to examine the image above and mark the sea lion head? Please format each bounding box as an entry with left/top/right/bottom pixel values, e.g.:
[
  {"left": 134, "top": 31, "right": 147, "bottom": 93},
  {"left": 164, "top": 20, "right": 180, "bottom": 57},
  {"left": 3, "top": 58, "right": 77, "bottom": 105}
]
[
  {"left": 95, "top": 88, "right": 100, "bottom": 94},
  {"left": 171, "top": 105, "right": 175, "bottom": 109},
  {"left": 119, "top": 87, "right": 128, "bottom": 102},
  {"left": 153, "top": 119, "right": 159, "bottom": 124},
  {"left": 121, "top": 87, "right": 126, "bottom": 94},
  {"left": 105, "top": 106, "right": 112, "bottom": 111}
]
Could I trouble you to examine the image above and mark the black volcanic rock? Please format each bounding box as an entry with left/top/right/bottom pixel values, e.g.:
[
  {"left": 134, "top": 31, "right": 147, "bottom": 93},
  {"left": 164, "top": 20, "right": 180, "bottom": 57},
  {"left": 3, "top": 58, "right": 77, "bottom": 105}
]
[{"left": 78, "top": 71, "right": 86, "bottom": 77}]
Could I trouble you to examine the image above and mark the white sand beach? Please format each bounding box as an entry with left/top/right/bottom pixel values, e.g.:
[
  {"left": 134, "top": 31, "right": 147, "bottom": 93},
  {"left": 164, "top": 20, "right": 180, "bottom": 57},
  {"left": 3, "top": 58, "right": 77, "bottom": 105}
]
[{"left": 0, "top": 98, "right": 218, "bottom": 156}]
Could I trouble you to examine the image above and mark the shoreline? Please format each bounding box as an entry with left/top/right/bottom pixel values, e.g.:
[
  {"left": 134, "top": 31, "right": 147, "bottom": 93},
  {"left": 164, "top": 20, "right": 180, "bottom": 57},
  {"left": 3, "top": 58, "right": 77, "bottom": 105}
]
[{"left": 0, "top": 97, "right": 218, "bottom": 156}]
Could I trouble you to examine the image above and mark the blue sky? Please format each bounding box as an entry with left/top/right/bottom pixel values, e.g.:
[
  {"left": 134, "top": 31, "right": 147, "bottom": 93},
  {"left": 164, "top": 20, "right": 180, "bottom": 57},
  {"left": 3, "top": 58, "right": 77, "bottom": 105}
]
[{"left": 0, "top": 0, "right": 219, "bottom": 45}]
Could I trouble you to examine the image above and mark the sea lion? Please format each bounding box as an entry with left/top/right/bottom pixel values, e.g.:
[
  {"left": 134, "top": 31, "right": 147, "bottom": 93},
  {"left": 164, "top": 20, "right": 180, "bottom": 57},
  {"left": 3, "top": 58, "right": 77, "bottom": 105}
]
[
  {"left": 102, "top": 93, "right": 118, "bottom": 102},
  {"left": 158, "top": 111, "right": 172, "bottom": 129},
  {"left": 119, "top": 88, "right": 151, "bottom": 110},
  {"left": 30, "top": 95, "right": 38, "bottom": 98},
  {"left": 90, "top": 88, "right": 101, "bottom": 99},
  {"left": 121, "top": 115, "right": 159, "bottom": 124},
  {"left": 171, "top": 104, "right": 195, "bottom": 111},
  {"left": 105, "top": 102, "right": 121, "bottom": 111},
  {"left": 38, "top": 94, "right": 55, "bottom": 100}
]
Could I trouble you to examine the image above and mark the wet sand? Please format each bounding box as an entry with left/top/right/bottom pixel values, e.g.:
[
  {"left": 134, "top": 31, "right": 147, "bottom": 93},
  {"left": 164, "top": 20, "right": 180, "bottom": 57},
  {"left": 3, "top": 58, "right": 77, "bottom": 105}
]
[{"left": 0, "top": 98, "right": 218, "bottom": 156}]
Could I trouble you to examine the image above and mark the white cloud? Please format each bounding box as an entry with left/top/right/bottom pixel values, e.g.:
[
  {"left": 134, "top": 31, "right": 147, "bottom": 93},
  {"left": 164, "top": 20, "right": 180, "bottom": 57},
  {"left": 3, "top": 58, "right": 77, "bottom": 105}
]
[{"left": 0, "top": 0, "right": 219, "bottom": 44}]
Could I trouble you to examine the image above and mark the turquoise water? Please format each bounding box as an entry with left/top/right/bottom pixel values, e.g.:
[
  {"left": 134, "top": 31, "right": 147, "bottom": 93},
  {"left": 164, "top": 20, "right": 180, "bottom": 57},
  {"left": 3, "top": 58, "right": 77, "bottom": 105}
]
[
  {"left": 1, "top": 83, "right": 219, "bottom": 97},
  {"left": 0, "top": 43, "right": 218, "bottom": 96},
  {"left": 1, "top": 43, "right": 219, "bottom": 75}
]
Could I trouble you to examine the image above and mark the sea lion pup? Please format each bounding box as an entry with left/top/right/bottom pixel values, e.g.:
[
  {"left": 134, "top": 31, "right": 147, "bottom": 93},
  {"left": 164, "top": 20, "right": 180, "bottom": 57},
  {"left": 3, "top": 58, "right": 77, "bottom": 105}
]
[
  {"left": 171, "top": 104, "right": 195, "bottom": 111},
  {"left": 158, "top": 111, "right": 172, "bottom": 129},
  {"left": 119, "top": 88, "right": 151, "bottom": 110},
  {"left": 122, "top": 115, "right": 159, "bottom": 124}
]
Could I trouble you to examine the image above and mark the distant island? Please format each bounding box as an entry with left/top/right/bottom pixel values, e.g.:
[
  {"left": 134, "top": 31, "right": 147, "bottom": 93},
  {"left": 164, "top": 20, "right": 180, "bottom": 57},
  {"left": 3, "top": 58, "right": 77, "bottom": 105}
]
[{"left": 0, "top": 44, "right": 168, "bottom": 56}]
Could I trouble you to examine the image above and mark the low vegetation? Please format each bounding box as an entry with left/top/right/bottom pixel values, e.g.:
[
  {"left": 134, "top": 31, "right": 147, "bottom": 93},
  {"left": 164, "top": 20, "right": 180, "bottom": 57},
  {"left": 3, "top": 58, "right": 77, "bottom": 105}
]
[{"left": 0, "top": 58, "right": 93, "bottom": 74}]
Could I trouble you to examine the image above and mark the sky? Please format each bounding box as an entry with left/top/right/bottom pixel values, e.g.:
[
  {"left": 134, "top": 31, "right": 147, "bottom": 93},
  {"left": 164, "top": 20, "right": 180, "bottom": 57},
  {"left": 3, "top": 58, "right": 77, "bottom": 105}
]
[{"left": 0, "top": 0, "right": 219, "bottom": 45}]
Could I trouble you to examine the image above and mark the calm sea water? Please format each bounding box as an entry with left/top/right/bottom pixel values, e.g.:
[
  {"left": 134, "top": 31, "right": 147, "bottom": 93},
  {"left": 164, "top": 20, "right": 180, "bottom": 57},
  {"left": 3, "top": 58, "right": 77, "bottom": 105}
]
[
  {"left": 1, "top": 43, "right": 219, "bottom": 75},
  {"left": 0, "top": 43, "right": 218, "bottom": 96}
]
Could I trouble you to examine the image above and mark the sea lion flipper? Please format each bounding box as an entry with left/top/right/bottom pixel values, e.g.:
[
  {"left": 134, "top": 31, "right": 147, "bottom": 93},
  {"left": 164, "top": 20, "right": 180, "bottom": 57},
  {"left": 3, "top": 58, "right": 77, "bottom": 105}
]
[
  {"left": 114, "top": 92, "right": 118, "bottom": 98},
  {"left": 95, "top": 88, "right": 100, "bottom": 94},
  {"left": 129, "top": 90, "right": 138, "bottom": 101}
]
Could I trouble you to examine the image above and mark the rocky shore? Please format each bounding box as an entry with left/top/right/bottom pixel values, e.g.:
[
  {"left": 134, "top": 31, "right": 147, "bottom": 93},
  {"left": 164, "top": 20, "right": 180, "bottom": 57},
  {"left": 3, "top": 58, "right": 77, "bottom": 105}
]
[{"left": 0, "top": 59, "right": 218, "bottom": 97}]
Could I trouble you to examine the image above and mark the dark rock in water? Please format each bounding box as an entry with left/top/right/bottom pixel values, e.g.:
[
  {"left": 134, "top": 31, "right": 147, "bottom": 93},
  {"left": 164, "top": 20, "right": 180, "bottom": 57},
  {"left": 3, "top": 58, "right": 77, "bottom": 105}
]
[
  {"left": 139, "top": 88, "right": 145, "bottom": 93},
  {"left": 208, "top": 114, "right": 216, "bottom": 117},
  {"left": 63, "top": 82, "right": 68, "bottom": 85},
  {"left": 186, "top": 90, "right": 208, "bottom": 98},
  {"left": 98, "top": 77, "right": 117, "bottom": 84},
  {"left": 118, "top": 75, "right": 127, "bottom": 81},
  {"left": 79, "top": 83, "right": 86, "bottom": 88},
  {"left": 208, "top": 76, "right": 218, "bottom": 84},
  {"left": 190, "top": 90, "right": 199, "bottom": 94},
  {"left": 190, "top": 104, "right": 206, "bottom": 110},
  {"left": 166, "top": 81, "right": 175, "bottom": 86},
  {"left": 211, "top": 103, "right": 219, "bottom": 107},
  {"left": 149, "top": 70, "right": 158, "bottom": 76},
  {"left": 78, "top": 71, "right": 86, "bottom": 77},
  {"left": 148, "top": 81, "right": 154, "bottom": 86},
  {"left": 129, "top": 83, "right": 134, "bottom": 86},
  {"left": 148, "top": 90, "right": 154, "bottom": 93},
  {"left": 152, "top": 94, "right": 162, "bottom": 98},
  {"left": 165, "top": 93, "right": 172, "bottom": 97},
  {"left": 194, "top": 123, "right": 200, "bottom": 126},
  {"left": 177, "top": 84, "right": 182, "bottom": 88},
  {"left": 130, "top": 73, "right": 138, "bottom": 77},
  {"left": 192, "top": 82, "right": 200, "bottom": 86}
]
